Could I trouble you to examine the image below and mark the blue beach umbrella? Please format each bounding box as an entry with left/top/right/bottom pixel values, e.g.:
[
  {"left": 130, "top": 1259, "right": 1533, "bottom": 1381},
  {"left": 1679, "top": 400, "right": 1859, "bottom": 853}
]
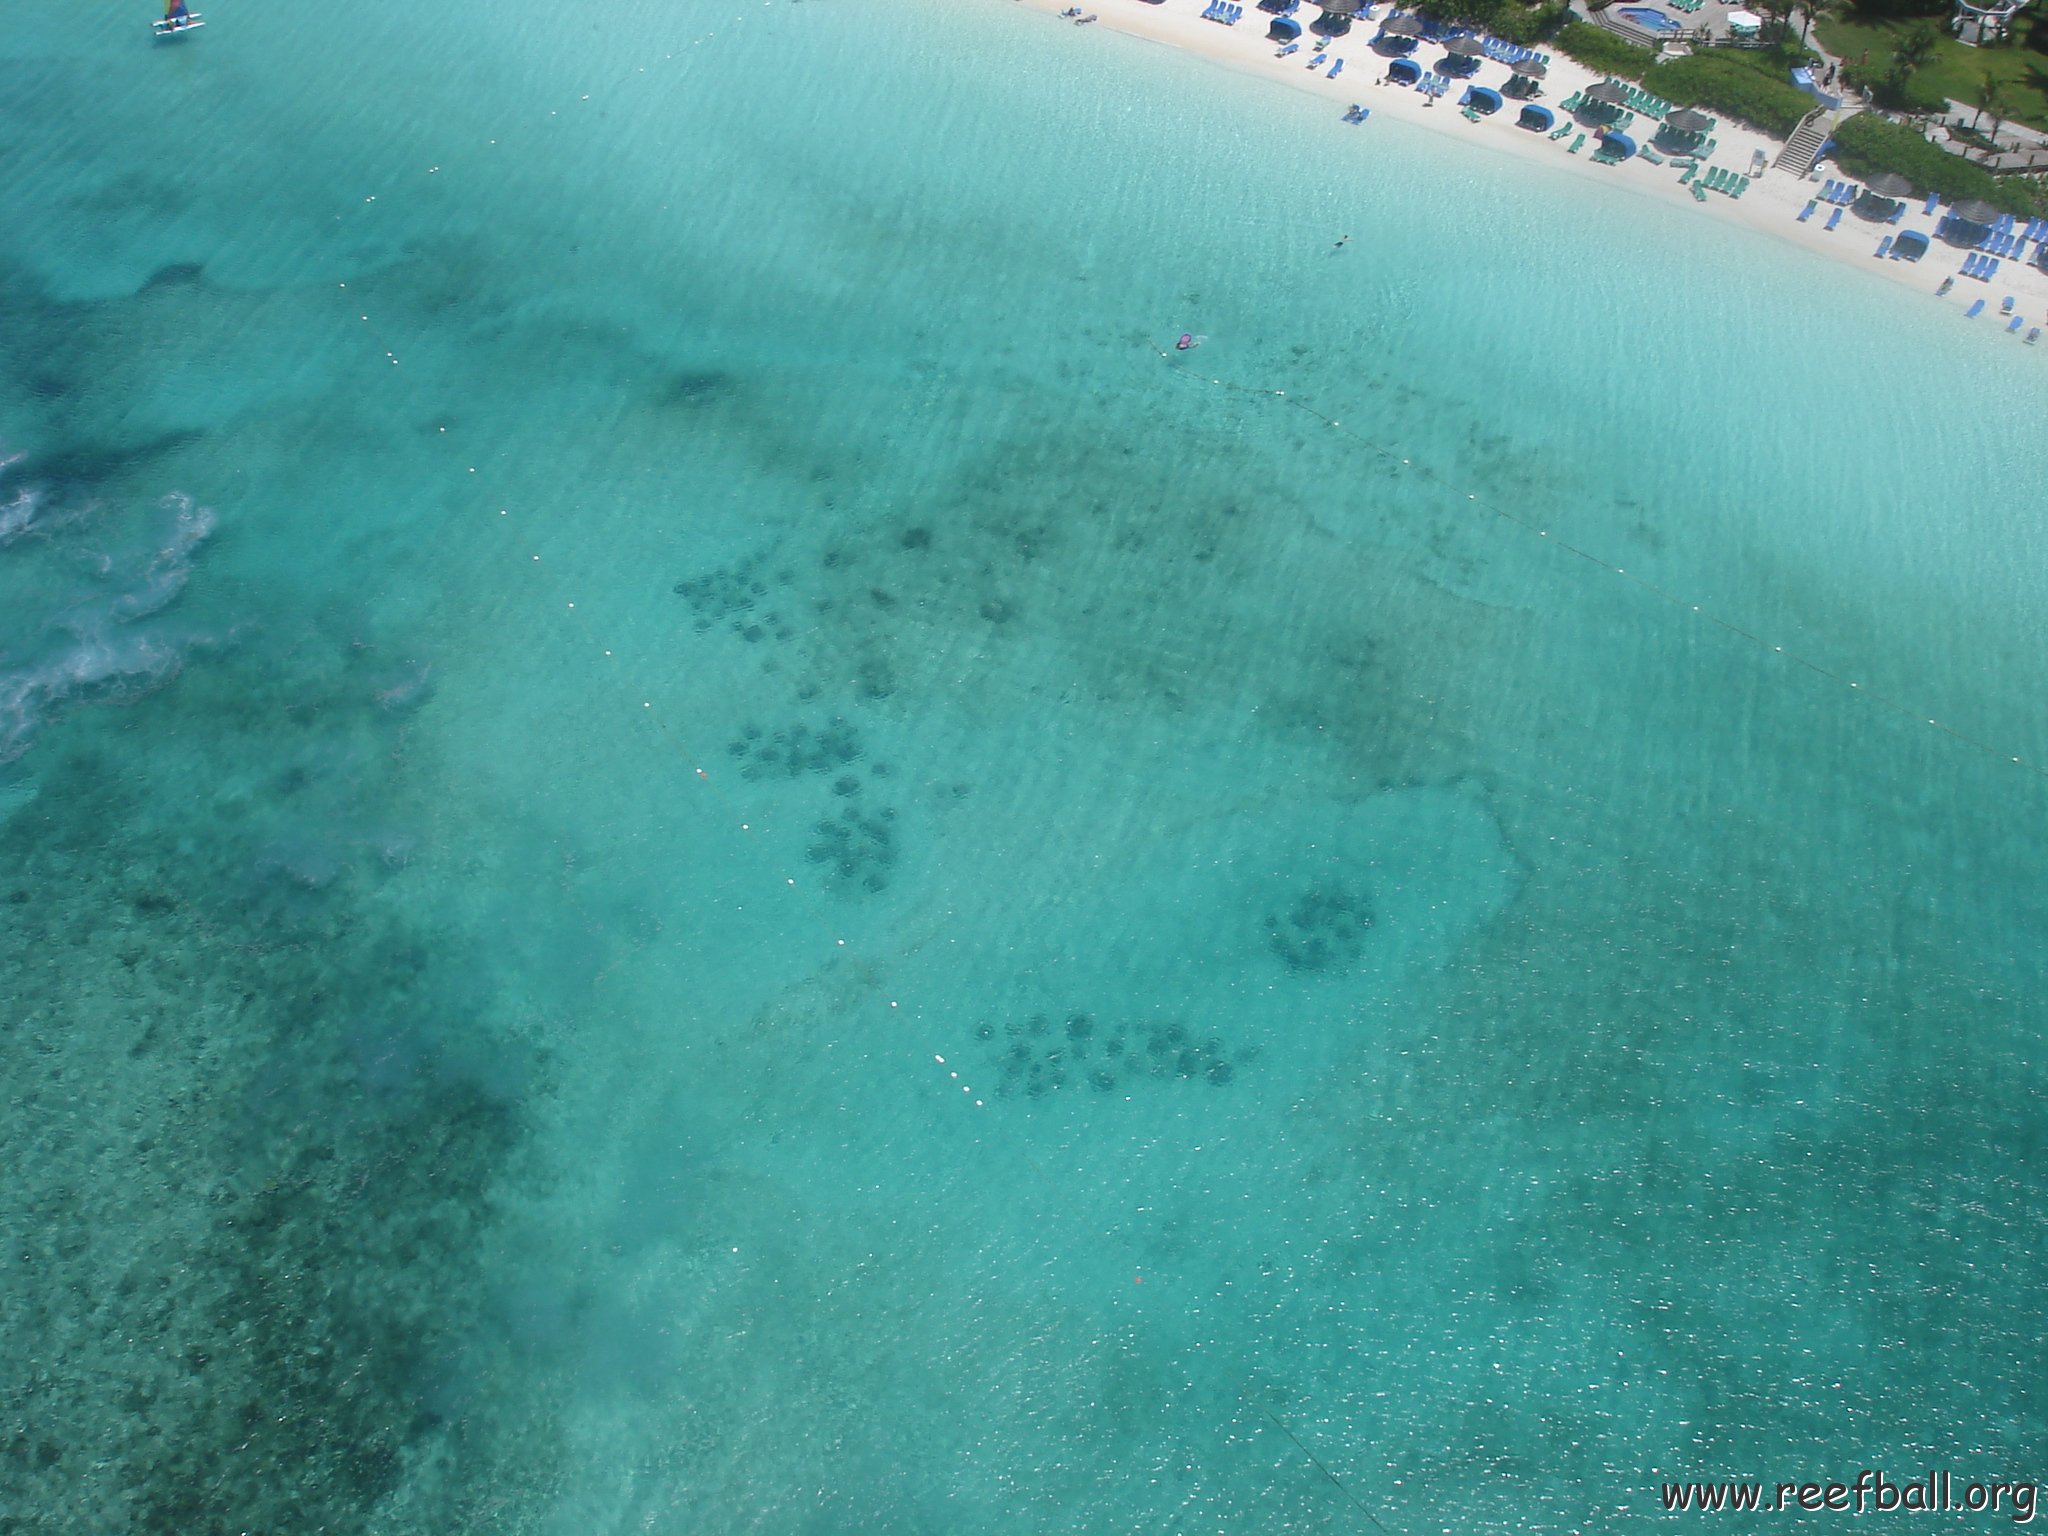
[{"left": 1269, "top": 15, "right": 1302, "bottom": 38}]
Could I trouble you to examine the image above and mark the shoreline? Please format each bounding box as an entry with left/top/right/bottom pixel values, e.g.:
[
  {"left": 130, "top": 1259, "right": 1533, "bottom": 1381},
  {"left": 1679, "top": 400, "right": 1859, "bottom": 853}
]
[{"left": 1009, "top": 0, "right": 2048, "bottom": 322}]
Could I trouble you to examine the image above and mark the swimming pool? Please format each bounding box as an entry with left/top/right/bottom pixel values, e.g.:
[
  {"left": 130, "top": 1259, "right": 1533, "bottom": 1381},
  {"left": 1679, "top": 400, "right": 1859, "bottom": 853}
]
[{"left": 1618, "top": 5, "right": 1684, "bottom": 30}]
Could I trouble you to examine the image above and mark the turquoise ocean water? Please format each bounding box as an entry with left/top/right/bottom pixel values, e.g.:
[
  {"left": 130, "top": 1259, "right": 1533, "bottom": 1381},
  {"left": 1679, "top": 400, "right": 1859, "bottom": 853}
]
[{"left": 3, "top": 0, "right": 2044, "bottom": 1529}]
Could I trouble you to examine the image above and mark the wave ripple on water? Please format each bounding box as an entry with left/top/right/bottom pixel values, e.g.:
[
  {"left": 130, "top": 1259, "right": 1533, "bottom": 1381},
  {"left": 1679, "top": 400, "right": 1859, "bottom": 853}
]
[{"left": 0, "top": 452, "right": 220, "bottom": 763}]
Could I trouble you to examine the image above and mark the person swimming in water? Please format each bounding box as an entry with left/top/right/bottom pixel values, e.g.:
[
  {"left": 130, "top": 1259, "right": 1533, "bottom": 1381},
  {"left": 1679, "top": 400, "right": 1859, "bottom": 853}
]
[{"left": 1175, "top": 333, "right": 1206, "bottom": 351}]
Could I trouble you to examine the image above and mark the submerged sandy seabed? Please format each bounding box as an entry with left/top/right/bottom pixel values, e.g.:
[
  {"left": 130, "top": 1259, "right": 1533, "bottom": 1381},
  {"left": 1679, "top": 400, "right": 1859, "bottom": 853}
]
[{"left": 1008, "top": 0, "right": 2048, "bottom": 319}]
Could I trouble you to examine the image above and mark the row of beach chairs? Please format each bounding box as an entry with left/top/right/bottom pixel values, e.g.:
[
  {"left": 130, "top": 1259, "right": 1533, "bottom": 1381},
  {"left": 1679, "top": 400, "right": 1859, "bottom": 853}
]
[
  {"left": 1959, "top": 251, "right": 2001, "bottom": 282},
  {"left": 1817, "top": 179, "right": 1859, "bottom": 205},
  {"left": 1558, "top": 95, "right": 1638, "bottom": 133},
  {"left": 1969, "top": 215, "right": 2031, "bottom": 258},
  {"left": 1612, "top": 81, "right": 1672, "bottom": 119},
  {"left": 1389, "top": 20, "right": 1548, "bottom": 68},
  {"left": 1480, "top": 38, "right": 1548, "bottom": 66},
  {"left": 1202, "top": 2, "right": 1243, "bottom": 22}
]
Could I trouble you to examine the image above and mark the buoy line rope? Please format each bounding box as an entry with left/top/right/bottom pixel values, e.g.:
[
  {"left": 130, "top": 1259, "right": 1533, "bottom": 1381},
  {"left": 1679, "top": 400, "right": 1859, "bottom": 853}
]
[{"left": 1147, "top": 340, "right": 2046, "bottom": 787}]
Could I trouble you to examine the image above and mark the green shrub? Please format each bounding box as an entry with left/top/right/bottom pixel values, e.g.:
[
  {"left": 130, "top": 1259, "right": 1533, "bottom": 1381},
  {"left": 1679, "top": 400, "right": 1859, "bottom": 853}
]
[
  {"left": 1641, "top": 53, "right": 1817, "bottom": 136},
  {"left": 1826, "top": 110, "right": 2033, "bottom": 211},
  {"left": 1841, "top": 62, "right": 1948, "bottom": 114},
  {"left": 1415, "top": 0, "right": 1566, "bottom": 42},
  {"left": 1491, "top": 1, "right": 1568, "bottom": 44},
  {"left": 1553, "top": 20, "right": 1657, "bottom": 78},
  {"left": 1415, "top": 0, "right": 1504, "bottom": 32}
]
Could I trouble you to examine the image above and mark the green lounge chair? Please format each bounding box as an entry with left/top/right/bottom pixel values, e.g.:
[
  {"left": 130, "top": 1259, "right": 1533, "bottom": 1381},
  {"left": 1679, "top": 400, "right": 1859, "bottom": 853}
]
[
  {"left": 1569, "top": 133, "right": 1585, "bottom": 154},
  {"left": 1678, "top": 163, "right": 1696, "bottom": 184},
  {"left": 1692, "top": 181, "right": 1708, "bottom": 201}
]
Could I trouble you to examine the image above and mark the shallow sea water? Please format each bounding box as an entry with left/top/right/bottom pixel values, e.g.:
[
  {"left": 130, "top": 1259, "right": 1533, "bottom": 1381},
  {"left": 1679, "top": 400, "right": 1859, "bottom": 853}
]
[{"left": 2, "top": 0, "right": 2044, "bottom": 1530}]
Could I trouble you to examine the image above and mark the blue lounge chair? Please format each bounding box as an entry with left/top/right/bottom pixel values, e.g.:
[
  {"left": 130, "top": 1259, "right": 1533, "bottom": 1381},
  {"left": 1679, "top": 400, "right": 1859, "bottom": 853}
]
[
  {"left": 1824, "top": 207, "right": 1841, "bottom": 231},
  {"left": 2029, "top": 328, "right": 2041, "bottom": 344},
  {"left": 2001, "top": 294, "right": 2015, "bottom": 313},
  {"left": 1924, "top": 192, "right": 1941, "bottom": 215},
  {"left": 1797, "top": 200, "right": 1815, "bottom": 223},
  {"left": 1329, "top": 57, "right": 1344, "bottom": 76},
  {"left": 1875, "top": 235, "right": 1892, "bottom": 258},
  {"left": 1984, "top": 257, "right": 2000, "bottom": 280},
  {"left": 2008, "top": 316, "right": 2024, "bottom": 333},
  {"left": 1966, "top": 298, "right": 1985, "bottom": 317},
  {"left": 1278, "top": 40, "right": 1299, "bottom": 53}
]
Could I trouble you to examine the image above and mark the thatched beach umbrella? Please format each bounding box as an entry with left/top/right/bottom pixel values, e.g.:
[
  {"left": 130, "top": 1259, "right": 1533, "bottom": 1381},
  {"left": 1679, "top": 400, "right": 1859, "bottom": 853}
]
[
  {"left": 1952, "top": 197, "right": 2000, "bottom": 225},
  {"left": 1315, "top": 0, "right": 1360, "bottom": 32},
  {"left": 1509, "top": 57, "right": 1548, "bottom": 79},
  {"left": 1862, "top": 172, "right": 1914, "bottom": 200},
  {"left": 1439, "top": 32, "right": 1484, "bottom": 72},
  {"left": 1379, "top": 11, "right": 1427, "bottom": 35},
  {"left": 1581, "top": 79, "right": 1631, "bottom": 121},
  {"left": 1665, "top": 106, "right": 1714, "bottom": 135}
]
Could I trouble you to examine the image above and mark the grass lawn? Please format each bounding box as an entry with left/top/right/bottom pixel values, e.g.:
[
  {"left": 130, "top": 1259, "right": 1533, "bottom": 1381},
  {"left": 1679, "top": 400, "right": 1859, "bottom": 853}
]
[{"left": 1814, "top": 11, "right": 2048, "bottom": 131}]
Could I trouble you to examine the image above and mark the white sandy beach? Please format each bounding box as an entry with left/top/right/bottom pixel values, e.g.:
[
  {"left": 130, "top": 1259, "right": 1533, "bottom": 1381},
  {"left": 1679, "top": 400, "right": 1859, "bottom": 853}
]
[{"left": 1013, "top": 0, "right": 2048, "bottom": 320}]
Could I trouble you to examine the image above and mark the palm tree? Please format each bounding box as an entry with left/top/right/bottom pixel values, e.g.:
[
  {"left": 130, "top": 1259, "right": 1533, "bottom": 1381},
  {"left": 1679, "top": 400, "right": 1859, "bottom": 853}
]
[
  {"left": 1881, "top": 19, "right": 1938, "bottom": 105},
  {"left": 1894, "top": 21, "right": 1939, "bottom": 75},
  {"left": 1972, "top": 75, "right": 2008, "bottom": 149}
]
